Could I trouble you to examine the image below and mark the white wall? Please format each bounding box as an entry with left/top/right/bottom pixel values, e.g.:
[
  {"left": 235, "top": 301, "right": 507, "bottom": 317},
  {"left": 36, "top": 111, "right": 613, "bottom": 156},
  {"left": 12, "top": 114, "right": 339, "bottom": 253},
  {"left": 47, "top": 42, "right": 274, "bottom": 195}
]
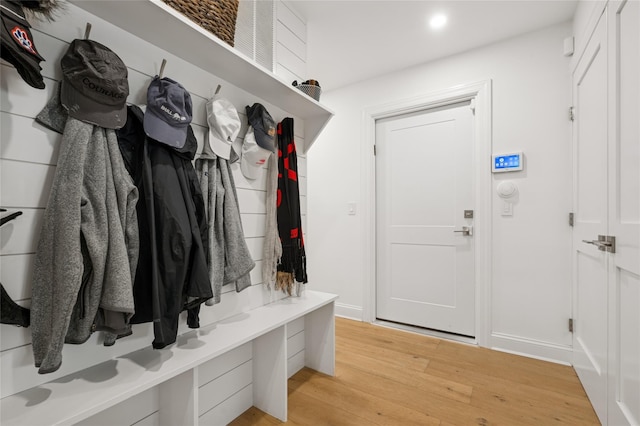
[
  {"left": 307, "top": 22, "right": 574, "bottom": 363},
  {"left": 572, "top": 0, "right": 606, "bottom": 62},
  {"left": 0, "top": 1, "right": 308, "bottom": 404}
]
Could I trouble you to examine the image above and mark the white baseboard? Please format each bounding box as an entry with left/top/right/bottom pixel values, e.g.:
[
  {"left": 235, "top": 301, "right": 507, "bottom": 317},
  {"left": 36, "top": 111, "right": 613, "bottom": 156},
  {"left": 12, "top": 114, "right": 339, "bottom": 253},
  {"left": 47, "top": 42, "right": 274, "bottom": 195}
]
[
  {"left": 335, "top": 303, "right": 363, "bottom": 321},
  {"left": 490, "top": 332, "right": 572, "bottom": 366}
]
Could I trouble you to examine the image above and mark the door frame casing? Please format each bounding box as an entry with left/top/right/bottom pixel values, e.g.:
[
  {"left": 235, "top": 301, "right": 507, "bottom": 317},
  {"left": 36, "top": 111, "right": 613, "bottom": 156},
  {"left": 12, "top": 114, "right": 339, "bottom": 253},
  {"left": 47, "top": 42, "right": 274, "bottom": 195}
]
[{"left": 361, "top": 80, "right": 493, "bottom": 347}]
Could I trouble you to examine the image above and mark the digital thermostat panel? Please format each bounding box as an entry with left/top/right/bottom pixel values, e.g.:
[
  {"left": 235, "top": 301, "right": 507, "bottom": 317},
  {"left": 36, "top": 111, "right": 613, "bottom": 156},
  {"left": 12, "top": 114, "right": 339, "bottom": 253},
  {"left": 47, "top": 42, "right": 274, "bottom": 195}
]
[{"left": 492, "top": 152, "right": 523, "bottom": 173}]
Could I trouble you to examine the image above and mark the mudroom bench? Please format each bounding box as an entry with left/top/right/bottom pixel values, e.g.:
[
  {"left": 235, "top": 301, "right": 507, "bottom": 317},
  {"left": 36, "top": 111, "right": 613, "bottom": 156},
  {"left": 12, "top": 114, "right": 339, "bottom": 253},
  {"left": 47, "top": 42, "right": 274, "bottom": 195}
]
[{"left": 0, "top": 290, "right": 337, "bottom": 426}]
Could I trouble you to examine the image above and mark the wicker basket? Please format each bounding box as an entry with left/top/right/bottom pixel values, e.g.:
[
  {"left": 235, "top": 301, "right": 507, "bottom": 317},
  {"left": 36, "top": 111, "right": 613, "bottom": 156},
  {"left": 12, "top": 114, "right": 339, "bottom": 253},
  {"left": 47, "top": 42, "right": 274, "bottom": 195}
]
[
  {"left": 296, "top": 84, "right": 322, "bottom": 101},
  {"left": 162, "top": 0, "right": 239, "bottom": 47}
]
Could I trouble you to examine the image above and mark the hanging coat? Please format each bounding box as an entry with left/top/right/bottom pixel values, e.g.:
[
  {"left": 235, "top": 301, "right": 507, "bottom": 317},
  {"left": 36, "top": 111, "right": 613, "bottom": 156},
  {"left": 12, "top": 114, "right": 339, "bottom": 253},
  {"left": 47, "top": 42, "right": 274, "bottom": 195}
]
[
  {"left": 195, "top": 143, "right": 255, "bottom": 305},
  {"left": 31, "top": 117, "right": 139, "bottom": 374},
  {"left": 117, "top": 105, "right": 212, "bottom": 349}
]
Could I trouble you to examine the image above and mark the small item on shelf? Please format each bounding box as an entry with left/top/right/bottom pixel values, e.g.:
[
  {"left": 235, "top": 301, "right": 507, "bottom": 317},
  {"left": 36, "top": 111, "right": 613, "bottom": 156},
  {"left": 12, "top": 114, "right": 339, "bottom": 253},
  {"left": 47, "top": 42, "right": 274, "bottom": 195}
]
[
  {"left": 161, "top": 0, "right": 239, "bottom": 47},
  {"left": 292, "top": 79, "right": 322, "bottom": 101}
]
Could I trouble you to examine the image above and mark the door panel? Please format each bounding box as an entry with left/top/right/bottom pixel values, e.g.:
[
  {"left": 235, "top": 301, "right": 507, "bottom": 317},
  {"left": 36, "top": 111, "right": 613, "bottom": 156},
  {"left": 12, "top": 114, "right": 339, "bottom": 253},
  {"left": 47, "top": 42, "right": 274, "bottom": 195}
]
[
  {"left": 614, "top": 271, "right": 640, "bottom": 425},
  {"left": 608, "top": 1, "right": 640, "bottom": 424},
  {"left": 376, "top": 102, "right": 475, "bottom": 337},
  {"left": 572, "top": 11, "right": 608, "bottom": 424},
  {"left": 390, "top": 244, "right": 456, "bottom": 306}
]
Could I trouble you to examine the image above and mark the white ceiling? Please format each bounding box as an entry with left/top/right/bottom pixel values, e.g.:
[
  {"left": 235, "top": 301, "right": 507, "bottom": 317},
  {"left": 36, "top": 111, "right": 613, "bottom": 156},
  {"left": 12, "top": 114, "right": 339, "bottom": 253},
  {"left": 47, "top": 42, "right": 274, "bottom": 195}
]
[{"left": 290, "top": 0, "right": 578, "bottom": 91}]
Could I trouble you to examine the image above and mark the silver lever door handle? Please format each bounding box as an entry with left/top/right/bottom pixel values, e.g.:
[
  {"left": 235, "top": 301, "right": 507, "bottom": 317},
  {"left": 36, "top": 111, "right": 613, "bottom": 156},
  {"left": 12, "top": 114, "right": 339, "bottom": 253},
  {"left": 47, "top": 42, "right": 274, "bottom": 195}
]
[
  {"left": 581, "top": 235, "right": 616, "bottom": 253},
  {"left": 453, "top": 226, "right": 473, "bottom": 236},
  {"left": 582, "top": 240, "right": 606, "bottom": 246}
]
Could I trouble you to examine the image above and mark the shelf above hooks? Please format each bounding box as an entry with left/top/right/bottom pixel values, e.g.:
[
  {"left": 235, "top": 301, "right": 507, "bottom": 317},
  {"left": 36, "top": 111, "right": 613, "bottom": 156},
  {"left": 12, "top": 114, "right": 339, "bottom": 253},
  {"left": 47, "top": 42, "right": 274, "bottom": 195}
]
[{"left": 69, "top": 0, "right": 333, "bottom": 152}]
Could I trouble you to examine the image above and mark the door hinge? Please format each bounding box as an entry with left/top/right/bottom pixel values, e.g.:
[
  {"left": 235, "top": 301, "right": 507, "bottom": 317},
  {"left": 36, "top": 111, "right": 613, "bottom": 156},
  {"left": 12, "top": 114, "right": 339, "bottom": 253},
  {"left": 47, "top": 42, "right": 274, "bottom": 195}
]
[
  {"left": 569, "top": 318, "right": 574, "bottom": 333},
  {"left": 569, "top": 106, "right": 575, "bottom": 121},
  {"left": 374, "top": 145, "right": 377, "bottom": 156},
  {"left": 569, "top": 212, "right": 574, "bottom": 227}
]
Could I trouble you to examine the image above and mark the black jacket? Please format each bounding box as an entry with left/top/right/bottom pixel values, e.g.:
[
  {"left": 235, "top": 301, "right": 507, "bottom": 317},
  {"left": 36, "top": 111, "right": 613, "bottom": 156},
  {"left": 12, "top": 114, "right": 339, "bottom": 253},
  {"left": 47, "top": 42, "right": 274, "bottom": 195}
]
[{"left": 117, "top": 105, "right": 212, "bottom": 349}]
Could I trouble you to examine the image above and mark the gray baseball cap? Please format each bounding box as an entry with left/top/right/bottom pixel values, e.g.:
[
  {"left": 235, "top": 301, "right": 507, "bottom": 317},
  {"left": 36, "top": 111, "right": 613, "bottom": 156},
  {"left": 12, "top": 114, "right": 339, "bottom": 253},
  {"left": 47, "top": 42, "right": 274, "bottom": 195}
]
[
  {"left": 60, "top": 39, "right": 129, "bottom": 129},
  {"left": 144, "top": 76, "right": 193, "bottom": 148}
]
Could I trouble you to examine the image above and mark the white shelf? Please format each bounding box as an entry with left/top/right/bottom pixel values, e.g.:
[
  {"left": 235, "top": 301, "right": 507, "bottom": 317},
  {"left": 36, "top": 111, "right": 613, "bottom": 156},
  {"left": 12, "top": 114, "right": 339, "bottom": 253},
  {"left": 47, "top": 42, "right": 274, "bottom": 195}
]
[
  {"left": 69, "top": 0, "right": 333, "bottom": 151},
  {"left": 0, "top": 290, "right": 337, "bottom": 426}
]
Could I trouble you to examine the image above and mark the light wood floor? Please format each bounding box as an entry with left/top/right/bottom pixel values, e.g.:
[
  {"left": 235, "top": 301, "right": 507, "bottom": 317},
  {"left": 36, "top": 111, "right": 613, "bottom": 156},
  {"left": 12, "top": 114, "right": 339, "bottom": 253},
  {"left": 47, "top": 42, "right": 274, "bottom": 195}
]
[{"left": 230, "top": 317, "right": 600, "bottom": 425}]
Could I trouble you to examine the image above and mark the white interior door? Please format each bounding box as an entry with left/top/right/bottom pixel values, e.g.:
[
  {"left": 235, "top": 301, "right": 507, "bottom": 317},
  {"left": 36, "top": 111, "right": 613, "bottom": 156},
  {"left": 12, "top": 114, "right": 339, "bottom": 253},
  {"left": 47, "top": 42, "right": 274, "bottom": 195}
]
[
  {"left": 572, "top": 11, "right": 609, "bottom": 424},
  {"left": 607, "top": 1, "right": 640, "bottom": 424},
  {"left": 375, "top": 102, "right": 475, "bottom": 337}
]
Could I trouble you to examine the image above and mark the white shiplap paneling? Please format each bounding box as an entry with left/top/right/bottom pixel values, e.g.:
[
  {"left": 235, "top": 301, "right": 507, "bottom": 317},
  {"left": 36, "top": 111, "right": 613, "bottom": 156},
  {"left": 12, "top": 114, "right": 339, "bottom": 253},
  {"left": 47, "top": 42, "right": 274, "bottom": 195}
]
[
  {"left": 0, "top": 0, "right": 307, "bottom": 402},
  {"left": 275, "top": 1, "right": 307, "bottom": 85}
]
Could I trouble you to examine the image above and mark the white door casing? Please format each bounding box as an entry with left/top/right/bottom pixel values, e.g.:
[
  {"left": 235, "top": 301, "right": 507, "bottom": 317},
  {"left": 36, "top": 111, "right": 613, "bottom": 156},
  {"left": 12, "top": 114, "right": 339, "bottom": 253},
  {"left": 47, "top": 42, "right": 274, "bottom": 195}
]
[
  {"left": 375, "top": 102, "right": 475, "bottom": 336},
  {"left": 607, "top": 1, "right": 640, "bottom": 424},
  {"left": 361, "top": 80, "right": 492, "bottom": 346},
  {"left": 572, "top": 10, "right": 609, "bottom": 423}
]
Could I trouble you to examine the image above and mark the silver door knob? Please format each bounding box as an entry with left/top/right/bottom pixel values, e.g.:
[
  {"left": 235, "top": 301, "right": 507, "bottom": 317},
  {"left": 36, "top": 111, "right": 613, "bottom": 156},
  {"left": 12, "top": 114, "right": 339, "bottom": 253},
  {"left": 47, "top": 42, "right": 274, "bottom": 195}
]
[{"left": 453, "top": 226, "right": 473, "bottom": 236}]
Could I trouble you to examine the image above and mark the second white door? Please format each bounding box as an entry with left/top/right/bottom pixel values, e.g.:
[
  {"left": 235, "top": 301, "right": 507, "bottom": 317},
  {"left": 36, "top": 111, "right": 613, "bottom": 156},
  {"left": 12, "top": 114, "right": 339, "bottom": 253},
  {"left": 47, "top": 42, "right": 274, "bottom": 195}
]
[{"left": 376, "top": 102, "right": 475, "bottom": 337}]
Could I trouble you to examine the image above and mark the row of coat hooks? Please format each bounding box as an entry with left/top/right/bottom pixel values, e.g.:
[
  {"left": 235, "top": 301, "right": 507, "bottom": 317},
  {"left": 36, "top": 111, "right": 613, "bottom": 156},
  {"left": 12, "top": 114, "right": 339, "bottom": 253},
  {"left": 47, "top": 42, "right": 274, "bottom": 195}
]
[{"left": 82, "top": 23, "right": 223, "bottom": 95}]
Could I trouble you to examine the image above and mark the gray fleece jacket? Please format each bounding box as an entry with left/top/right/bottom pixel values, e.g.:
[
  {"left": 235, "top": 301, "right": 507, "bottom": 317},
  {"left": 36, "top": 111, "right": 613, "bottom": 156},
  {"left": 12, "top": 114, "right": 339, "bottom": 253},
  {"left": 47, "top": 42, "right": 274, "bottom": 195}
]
[
  {"left": 195, "top": 145, "right": 254, "bottom": 305},
  {"left": 31, "top": 116, "right": 139, "bottom": 374}
]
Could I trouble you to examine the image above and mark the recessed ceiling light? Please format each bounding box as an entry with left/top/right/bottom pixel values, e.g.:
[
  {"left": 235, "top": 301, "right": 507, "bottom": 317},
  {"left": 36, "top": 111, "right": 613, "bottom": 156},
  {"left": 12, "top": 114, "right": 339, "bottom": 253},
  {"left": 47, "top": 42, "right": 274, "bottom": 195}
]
[{"left": 429, "top": 13, "right": 447, "bottom": 30}]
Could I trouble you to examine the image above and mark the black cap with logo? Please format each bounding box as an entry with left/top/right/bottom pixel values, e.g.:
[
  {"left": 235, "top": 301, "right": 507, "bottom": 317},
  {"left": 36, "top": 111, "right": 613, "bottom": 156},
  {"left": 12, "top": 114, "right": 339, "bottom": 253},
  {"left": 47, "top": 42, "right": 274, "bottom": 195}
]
[
  {"left": 60, "top": 39, "right": 129, "bottom": 129},
  {"left": 1, "top": 0, "right": 46, "bottom": 89},
  {"left": 245, "top": 103, "right": 276, "bottom": 153}
]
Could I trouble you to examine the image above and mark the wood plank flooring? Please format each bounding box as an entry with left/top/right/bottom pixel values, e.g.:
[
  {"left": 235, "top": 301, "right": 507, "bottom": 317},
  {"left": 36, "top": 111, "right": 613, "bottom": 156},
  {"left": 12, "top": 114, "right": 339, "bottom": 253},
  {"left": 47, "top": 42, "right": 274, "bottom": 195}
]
[{"left": 230, "top": 317, "right": 600, "bottom": 425}]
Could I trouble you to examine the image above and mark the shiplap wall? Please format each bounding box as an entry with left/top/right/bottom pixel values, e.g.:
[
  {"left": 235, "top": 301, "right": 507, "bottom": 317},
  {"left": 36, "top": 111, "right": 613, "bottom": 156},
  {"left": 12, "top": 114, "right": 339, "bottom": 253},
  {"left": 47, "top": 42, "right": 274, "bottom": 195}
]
[
  {"left": 0, "top": 3, "right": 308, "bottom": 415},
  {"left": 274, "top": 1, "right": 307, "bottom": 85}
]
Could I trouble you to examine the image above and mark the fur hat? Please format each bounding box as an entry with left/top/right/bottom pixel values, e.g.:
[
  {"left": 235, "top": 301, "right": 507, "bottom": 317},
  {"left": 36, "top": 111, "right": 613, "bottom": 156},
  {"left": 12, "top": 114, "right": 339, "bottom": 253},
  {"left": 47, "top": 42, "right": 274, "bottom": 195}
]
[{"left": 20, "top": 0, "right": 65, "bottom": 21}]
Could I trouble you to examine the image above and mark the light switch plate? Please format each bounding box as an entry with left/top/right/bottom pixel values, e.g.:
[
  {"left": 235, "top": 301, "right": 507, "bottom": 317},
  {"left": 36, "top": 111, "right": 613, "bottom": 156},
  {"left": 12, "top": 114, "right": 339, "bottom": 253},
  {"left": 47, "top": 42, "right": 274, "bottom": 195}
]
[{"left": 502, "top": 201, "right": 513, "bottom": 216}]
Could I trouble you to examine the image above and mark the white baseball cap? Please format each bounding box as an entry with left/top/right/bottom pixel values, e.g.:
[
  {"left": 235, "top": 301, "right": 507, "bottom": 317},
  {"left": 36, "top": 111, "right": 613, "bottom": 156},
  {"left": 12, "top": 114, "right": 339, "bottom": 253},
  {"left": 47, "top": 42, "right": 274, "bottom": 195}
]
[
  {"left": 241, "top": 126, "right": 272, "bottom": 180},
  {"left": 206, "top": 96, "right": 241, "bottom": 160}
]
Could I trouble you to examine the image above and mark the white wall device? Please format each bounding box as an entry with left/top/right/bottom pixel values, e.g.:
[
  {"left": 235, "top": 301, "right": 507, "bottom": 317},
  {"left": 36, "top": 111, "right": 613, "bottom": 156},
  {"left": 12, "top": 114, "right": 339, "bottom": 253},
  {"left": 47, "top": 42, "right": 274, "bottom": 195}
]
[
  {"left": 497, "top": 181, "right": 518, "bottom": 199},
  {"left": 492, "top": 152, "right": 523, "bottom": 173},
  {"left": 497, "top": 180, "right": 518, "bottom": 216}
]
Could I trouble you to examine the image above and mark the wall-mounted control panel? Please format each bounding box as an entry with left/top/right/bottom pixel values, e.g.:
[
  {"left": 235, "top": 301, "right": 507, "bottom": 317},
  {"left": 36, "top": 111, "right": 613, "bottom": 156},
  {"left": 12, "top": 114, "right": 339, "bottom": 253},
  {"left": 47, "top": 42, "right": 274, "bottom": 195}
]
[{"left": 492, "top": 152, "right": 523, "bottom": 173}]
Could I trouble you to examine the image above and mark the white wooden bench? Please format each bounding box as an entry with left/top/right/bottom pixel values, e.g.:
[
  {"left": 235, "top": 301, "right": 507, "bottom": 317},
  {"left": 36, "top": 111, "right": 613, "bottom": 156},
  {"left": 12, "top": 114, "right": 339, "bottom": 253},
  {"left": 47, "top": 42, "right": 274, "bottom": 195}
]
[{"left": 0, "top": 290, "right": 337, "bottom": 426}]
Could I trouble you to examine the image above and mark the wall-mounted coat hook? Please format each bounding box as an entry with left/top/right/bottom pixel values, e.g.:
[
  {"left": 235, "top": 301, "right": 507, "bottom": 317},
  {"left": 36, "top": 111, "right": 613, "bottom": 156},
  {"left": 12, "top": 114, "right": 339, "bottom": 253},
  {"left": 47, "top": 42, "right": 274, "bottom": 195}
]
[
  {"left": 84, "top": 23, "right": 92, "bottom": 39},
  {"left": 215, "top": 84, "right": 221, "bottom": 95},
  {"left": 159, "top": 59, "right": 167, "bottom": 78}
]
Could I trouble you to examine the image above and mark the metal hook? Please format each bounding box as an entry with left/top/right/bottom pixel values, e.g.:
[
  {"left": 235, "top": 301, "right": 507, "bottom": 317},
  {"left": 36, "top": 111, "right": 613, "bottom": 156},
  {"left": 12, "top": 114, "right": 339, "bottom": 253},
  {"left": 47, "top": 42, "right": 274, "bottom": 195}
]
[
  {"left": 159, "top": 59, "right": 167, "bottom": 78},
  {"left": 84, "top": 23, "right": 92, "bottom": 39},
  {"left": 215, "top": 84, "right": 221, "bottom": 95}
]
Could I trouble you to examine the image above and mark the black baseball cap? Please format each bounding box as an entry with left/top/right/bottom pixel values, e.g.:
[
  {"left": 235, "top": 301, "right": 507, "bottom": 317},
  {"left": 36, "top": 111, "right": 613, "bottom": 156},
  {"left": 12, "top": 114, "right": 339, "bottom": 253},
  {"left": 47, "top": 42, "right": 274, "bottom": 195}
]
[
  {"left": 0, "top": 1, "right": 45, "bottom": 89},
  {"left": 245, "top": 103, "right": 276, "bottom": 153},
  {"left": 144, "top": 76, "right": 192, "bottom": 148},
  {"left": 60, "top": 39, "right": 129, "bottom": 129}
]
